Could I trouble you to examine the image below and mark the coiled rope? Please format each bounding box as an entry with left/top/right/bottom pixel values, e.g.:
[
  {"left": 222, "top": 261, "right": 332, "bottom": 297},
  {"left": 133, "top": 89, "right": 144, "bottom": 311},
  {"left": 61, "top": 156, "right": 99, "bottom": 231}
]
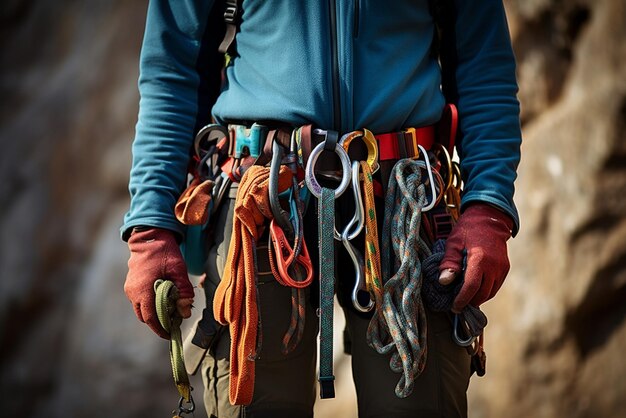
[{"left": 368, "top": 158, "right": 431, "bottom": 398}]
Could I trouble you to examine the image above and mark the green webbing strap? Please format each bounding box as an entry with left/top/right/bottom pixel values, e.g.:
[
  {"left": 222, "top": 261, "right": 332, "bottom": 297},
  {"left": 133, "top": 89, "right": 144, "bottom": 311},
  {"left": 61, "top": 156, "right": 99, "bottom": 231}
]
[
  {"left": 154, "top": 279, "right": 195, "bottom": 412},
  {"left": 318, "top": 187, "right": 336, "bottom": 399}
]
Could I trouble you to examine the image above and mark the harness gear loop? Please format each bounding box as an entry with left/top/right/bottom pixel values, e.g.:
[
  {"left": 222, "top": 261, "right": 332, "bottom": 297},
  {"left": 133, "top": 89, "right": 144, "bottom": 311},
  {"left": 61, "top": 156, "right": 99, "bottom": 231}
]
[{"left": 153, "top": 279, "right": 195, "bottom": 413}]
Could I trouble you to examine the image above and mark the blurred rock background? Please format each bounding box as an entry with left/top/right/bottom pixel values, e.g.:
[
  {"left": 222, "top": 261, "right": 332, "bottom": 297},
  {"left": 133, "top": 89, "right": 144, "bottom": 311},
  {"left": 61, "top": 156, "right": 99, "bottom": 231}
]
[{"left": 0, "top": 0, "right": 624, "bottom": 417}]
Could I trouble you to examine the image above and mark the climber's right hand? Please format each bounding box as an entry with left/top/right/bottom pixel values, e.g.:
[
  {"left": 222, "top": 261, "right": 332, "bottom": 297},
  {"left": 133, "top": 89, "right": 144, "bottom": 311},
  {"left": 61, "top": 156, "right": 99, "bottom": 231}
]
[{"left": 124, "top": 227, "right": 195, "bottom": 339}]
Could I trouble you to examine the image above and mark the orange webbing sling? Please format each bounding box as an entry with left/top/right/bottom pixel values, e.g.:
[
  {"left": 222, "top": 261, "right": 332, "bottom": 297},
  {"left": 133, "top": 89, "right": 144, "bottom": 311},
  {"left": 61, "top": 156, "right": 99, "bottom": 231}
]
[{"left": 213, "top": 164, "right": 293, "bottom": 405}]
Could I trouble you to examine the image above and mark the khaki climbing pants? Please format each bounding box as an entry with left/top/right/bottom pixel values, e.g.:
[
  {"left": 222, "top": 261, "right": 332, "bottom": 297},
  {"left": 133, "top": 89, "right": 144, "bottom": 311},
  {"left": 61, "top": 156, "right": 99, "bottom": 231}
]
[{"left": 196, "top": 188, "right": 471, "bottom": 418}]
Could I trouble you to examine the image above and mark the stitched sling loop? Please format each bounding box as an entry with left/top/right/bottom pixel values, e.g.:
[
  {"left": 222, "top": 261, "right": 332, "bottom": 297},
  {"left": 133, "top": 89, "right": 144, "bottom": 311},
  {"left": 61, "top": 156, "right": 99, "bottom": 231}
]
[
  {"left": 359, "top": 161, "right": 383, "bottom": 303},
  {"left": 213, "top": 165, "right": 293, "bottom": 405},
  {"left": 318, "top": 187, "right": 336, "bottom": 398},
  {"left": 367, "top": 158, "right": 431, "bottom": 398},
  {"left": 154, "top": 279, "right": 196, "bottom": 416},
  {"left": 305, "top": 129, "right": 352, "bottom": 399}
]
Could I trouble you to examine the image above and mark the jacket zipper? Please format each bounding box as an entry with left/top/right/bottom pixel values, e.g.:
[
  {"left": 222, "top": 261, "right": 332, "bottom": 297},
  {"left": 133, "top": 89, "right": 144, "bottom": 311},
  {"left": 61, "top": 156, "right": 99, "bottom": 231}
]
[
  {"left": 328, "top": 0, "right": 341, "bottom": 130},
  {"left": 353, "top": 0, "right": 360, "bottom": 38}
]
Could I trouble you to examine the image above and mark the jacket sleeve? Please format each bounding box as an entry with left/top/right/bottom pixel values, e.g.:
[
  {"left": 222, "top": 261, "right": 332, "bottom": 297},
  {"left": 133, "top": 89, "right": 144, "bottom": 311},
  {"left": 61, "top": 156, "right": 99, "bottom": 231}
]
[
  {"left": 453, "top": 0, "right": 522, "bottom": 235},
  {"left": 121, "top": 0, "right": 224, "bottom": 240}
]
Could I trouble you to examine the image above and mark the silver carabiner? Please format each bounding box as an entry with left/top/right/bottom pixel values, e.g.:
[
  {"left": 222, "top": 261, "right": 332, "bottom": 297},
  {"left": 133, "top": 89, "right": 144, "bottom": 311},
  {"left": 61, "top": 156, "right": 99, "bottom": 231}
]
[
  {"left": 305, "top": 129, "right": 352, "bottom": 199},
  {"left": 417, "top": 144, "right": 438, "bottom": 212},
  {"left": 341, "top": 161, "right": 374, "bottom": 313},
  {"left": 334, "top": 159, "right": 365, "bottom": 241}
]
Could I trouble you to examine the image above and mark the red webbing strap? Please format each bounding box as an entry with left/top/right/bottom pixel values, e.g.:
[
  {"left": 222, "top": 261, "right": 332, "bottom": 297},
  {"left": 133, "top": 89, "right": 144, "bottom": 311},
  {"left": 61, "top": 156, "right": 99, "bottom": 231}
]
[
  {"left": 437, "top": 104, "right": 458, "bottom": 155},
  {"left": 376, "top": 126, "right": 435, "bottom": 161}
]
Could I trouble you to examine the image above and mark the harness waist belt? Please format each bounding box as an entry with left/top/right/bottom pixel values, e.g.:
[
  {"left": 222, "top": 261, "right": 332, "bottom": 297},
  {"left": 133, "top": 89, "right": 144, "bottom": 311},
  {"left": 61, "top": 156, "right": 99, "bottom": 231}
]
[{"left": 375, "top": 125, "right": 435, "bottom": 161}]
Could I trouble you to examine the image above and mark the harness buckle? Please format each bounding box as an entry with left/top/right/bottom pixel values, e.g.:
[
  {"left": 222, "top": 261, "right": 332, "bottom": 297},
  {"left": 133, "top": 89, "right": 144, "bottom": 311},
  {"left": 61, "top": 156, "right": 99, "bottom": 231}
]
[
  {"left": 223, "top": 4, "right": 238, "bottom": 24},
  {"left": 233, "top": 123, "right": 268, "bottom": 159}
]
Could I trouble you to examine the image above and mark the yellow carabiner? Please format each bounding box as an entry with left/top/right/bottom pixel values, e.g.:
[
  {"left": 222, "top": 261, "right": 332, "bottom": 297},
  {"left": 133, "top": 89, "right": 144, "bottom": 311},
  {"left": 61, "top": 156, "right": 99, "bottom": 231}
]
[{"left": 339, "top": 129, "right": 380, "bottom": 174}]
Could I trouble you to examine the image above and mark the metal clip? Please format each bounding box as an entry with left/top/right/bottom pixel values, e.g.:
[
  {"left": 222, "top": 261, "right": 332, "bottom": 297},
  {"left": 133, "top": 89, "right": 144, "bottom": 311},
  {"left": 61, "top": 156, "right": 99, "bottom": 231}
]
[
  {"left": 305, "top": 129, "right": 351, "bottom": 199},
  {"left": 234, "top": 123, "right": 268, "bottom": 159}
]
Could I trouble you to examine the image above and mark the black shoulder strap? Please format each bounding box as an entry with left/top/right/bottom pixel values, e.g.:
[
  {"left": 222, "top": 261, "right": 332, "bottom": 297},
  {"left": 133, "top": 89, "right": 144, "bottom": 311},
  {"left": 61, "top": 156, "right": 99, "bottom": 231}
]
[
  {"left": 218, "top": 0, "right": 241, "bottom": 55},
  {"left": 429, "top": 0, "right": 459, "bottom": 105}
]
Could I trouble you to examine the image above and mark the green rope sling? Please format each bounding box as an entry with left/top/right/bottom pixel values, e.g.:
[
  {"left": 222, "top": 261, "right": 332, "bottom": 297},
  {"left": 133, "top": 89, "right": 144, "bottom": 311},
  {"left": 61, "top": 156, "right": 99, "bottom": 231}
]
[{"left": 154, "top": 279, "right": 195, "bottom": 416}]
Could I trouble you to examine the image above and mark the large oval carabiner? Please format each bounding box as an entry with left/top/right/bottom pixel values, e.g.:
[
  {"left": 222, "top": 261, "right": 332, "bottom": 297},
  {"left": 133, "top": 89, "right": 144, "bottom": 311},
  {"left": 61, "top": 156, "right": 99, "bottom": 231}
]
[{"left": 305, "top": 129, "right": 352, "bottom": 199}]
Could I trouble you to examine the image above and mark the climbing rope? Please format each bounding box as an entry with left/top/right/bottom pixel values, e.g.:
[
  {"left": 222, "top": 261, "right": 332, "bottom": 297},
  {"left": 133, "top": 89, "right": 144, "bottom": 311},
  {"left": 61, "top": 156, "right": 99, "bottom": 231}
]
[
  {"left": 368, "top": 158, "right": 432, "bottom": 398},
  {"left": 154, "top": 279, "right": 195, "bottom": 417},
  {"left": 421, "top": 240, "right": 488, "bottom": 342}
]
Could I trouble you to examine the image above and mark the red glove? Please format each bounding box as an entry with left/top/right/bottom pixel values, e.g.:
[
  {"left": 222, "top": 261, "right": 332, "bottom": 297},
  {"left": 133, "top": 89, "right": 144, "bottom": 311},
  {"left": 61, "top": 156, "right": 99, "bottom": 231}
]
[
  {"left": 438, "top": 203, "right": 514, "bottom": 312},
  {"left": 124, "top": 227, "right": 195, "bottom": 339}
]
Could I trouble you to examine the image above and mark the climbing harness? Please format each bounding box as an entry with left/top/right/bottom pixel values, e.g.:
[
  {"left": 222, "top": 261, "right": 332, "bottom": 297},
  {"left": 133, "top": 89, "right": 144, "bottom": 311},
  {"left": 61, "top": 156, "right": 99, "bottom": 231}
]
[
  {"left": 190, "top": 104, "right": 483, "bottom": 403},
  {"left": 154, "top": 279, "right": 196, "bottom": 417}
]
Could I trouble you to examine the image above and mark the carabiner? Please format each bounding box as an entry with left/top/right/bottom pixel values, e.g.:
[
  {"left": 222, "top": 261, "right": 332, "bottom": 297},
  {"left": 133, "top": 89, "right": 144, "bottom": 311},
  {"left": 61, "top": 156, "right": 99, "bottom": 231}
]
[
  {"left": 194, "top": 124, "right": 228, "bottom": 159},
  {"left": 432, "top": 142, "right": 454, "bottom": 192},
  {"left": 176, "top": 393, "right": 196, "bottom": 416},
  {"left": 339, "top": 129, "right": 380, "bottom": 174},
  {"left": 339, "top": 161, "right": 374, "bottom": 312},
  {"left": 305, "top": 129, "right": 351, "bottom": 199},
  {"left": 333, "top": 160, "right": 365, "bottom": 241},
  {"left": 453, "top": 314, "right": 476, "bottom": 347},
  {"left": 269, "top": 140, "right": 296, "bottom": 237},
  {"left": 418, "top": 144, "right": 438, "bottom": 212}
]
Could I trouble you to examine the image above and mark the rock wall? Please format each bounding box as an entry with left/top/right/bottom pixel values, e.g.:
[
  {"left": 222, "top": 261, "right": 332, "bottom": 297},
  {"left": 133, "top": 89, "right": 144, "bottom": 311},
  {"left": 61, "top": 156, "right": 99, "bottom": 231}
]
[
  {"left": 0, "top": 1, "right": 624, "bottom": 417},
  {"left": 473, "top": 0, "right": 626, "bottom": 417}
]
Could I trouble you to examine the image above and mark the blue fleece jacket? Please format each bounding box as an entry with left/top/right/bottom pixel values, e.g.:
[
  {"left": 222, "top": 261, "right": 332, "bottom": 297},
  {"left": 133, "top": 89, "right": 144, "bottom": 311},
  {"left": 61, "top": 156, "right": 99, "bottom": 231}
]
[{"left": 122, "top": 0, "right": 521, "bottom": 239}]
